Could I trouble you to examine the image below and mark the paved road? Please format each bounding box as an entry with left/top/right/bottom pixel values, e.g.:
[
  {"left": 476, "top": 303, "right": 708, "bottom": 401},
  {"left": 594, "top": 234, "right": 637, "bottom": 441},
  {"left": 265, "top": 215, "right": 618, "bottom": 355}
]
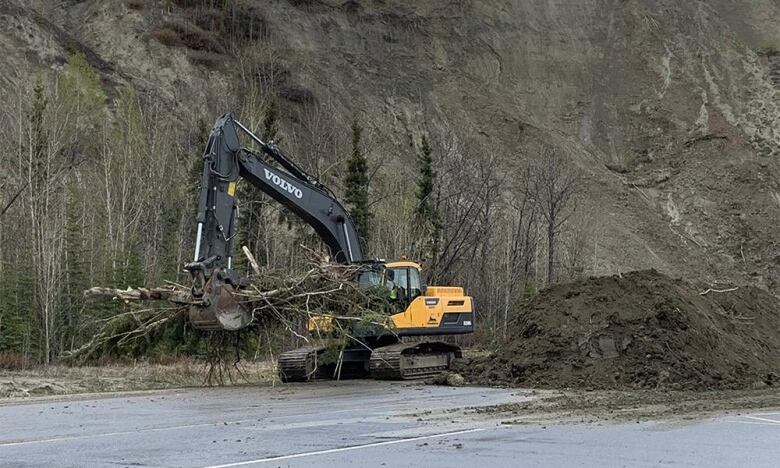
[{"left": 0, "top": 381, "right": 778, "bottom": 467}]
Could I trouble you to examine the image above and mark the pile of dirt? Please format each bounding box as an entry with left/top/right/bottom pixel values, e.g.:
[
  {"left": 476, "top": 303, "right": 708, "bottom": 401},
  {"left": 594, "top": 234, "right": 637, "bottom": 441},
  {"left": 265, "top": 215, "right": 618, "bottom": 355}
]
[{"left": 460, "top": 270, "right": 780, "bottom": 390}]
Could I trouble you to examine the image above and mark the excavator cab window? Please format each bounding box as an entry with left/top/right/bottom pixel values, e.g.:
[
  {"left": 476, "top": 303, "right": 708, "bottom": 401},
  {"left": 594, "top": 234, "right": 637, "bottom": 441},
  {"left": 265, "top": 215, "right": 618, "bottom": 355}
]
[
  {"left": 408, "top": 268, "right": 422, "bottom": 300},
  {"left": 385, "top": 268, "right": 408, "bottom": 302},
  {"left": 357, "top": 269, "right": 383, "bottom": 288},
  {"left": 383, "top": 267, "right": 423, "bottom": 305}
]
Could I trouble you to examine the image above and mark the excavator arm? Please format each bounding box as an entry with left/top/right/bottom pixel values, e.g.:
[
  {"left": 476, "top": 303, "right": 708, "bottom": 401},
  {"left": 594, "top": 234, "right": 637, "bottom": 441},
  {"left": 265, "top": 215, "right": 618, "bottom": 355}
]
[{"left": 185, "top": 113, "right": 363, "bottom": 330}]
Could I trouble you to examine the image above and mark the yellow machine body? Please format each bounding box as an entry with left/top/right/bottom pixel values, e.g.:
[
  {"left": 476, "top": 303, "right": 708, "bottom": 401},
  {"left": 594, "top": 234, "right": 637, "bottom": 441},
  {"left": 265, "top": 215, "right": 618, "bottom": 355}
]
[{"left": 307, "top": 260, "right": 474, "bottom": 336}]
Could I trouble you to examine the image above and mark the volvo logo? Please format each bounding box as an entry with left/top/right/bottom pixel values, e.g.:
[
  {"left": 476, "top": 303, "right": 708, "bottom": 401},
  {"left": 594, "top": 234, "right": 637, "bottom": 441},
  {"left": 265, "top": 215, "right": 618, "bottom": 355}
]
[{"left": 264, "top": 169, "right": 303, "bottom": 199}]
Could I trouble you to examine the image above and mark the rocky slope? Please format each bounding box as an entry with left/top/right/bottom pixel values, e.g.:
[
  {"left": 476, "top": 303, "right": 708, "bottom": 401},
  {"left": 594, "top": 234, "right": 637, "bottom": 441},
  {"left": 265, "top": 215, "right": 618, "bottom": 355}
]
[{"left": 1, "top": 0, "right": 779, "bottom": 290}]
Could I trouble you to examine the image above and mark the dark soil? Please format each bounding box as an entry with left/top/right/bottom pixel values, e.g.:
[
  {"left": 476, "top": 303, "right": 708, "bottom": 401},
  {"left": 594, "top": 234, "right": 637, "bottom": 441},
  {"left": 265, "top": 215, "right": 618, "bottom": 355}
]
[{"left": 459, "top": 270, "right": 780, "bottom": 390}]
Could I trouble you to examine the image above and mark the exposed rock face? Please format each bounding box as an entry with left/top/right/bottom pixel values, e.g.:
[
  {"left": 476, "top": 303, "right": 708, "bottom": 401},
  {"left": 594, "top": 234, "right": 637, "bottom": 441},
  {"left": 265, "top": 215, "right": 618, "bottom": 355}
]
[{"left": 1, "top": 0, "right": 779, "bottom": 289}]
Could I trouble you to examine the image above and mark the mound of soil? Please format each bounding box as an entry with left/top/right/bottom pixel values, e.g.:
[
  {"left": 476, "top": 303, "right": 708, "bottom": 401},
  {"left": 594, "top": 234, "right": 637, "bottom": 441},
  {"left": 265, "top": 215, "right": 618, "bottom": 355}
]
[{"left": 461, "top": 270, "right": 780, "bottom": 390}]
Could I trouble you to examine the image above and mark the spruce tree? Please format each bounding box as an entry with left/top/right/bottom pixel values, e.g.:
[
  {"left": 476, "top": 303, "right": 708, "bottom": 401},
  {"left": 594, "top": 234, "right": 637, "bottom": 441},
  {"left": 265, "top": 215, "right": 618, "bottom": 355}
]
[
  {"left": 61, "top": 184, "right": 88, "bottom": 351},
  {"left": 262, "top": 97, "right": 279, "bottom": 141},
  {"left": 29, "top": 80, "right": 52, "bottom": 362},
  {"left": 344, "top": 116, "right": 372, "bottom": 249},
  {"left": 415, "top": 135, "right": 436, "bottom": 219},
  {"left": 0, "top": 266, "right": 35, "bottom": 354},
  {"left": 414, "top": 135, "right": 441, "bottom": 277},
  {"left": 30, "top": 81, "right": 48, "bottom": 187}
]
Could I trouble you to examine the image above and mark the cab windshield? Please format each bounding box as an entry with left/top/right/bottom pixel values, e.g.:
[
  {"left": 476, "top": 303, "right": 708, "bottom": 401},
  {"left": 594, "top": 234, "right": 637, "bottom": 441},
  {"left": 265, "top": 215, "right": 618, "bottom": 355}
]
[
  {"left": 357, "top": 269, "right": 383, "bottom": 287},
  {"left": 383, "top": 267, "right": 423, "bottom": 301}
]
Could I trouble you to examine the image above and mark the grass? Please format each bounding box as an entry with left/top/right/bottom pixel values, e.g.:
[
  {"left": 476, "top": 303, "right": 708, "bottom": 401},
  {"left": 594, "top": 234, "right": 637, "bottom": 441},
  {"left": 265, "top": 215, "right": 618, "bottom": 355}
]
[{"left": 0, "top": 358, "right": 276, "bottom": 400}]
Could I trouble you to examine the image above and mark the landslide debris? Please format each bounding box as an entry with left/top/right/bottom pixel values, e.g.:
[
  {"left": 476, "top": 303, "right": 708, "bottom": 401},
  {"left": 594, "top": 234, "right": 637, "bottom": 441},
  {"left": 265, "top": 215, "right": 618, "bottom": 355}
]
[{"left": 460, "top": 270, "right": 780, "bottom": 390}]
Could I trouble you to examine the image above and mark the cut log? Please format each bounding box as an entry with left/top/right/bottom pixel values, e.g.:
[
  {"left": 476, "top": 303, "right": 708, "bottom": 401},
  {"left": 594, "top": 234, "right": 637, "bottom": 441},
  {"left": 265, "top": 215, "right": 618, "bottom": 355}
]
[
  {"left": 84, "top": 286, "right": 189, "bottom": 302},
  {"left": 242, "top": 246, "right": 262, "bottom": 276}
]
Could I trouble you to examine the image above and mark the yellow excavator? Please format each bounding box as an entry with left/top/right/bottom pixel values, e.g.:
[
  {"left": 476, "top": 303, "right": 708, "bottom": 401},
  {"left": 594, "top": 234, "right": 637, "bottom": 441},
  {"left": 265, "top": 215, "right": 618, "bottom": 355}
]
[{"left": 184, "top": 114, "right": 474, "bottom": 381}]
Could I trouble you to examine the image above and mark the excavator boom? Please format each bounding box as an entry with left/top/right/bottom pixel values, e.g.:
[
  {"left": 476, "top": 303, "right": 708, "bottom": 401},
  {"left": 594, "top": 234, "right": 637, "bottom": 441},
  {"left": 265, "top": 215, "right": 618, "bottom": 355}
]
[{"left": 186, "top": 113, "right": 362, "bottom": 330}]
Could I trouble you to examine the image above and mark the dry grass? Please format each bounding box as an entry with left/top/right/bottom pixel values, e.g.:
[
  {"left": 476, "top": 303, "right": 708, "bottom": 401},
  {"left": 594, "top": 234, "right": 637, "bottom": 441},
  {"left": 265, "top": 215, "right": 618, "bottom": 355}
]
[
  {"left": 126, "top": 0, "right": 147, "bottom": 10},
  {"left": 0, "top": 359, "right": 276, "bottom": 400},
  {"left": 0, "top": 353, "right": 36, "bottom": 371},
  {"left": 171, "top": 0, "right": 204, "bottom": 7},
  {"left": 187, "top": 50, "right": 223, "bottom": 69},
  {"left": 152, "top": 21, "right": 222, "bottom": 52},
  {"left": 152, "top": 25, "right": 184, "bottom": 47}
]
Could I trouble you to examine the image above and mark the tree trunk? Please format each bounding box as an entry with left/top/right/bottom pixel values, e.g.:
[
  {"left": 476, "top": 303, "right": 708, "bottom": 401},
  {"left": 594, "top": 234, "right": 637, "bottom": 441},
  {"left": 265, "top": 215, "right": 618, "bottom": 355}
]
[
  {"left": 547, "top": 222, "right": 556, "bottom": 285},
  {"left": 44, "top": 304, "right": 50, "bottom": 364}
]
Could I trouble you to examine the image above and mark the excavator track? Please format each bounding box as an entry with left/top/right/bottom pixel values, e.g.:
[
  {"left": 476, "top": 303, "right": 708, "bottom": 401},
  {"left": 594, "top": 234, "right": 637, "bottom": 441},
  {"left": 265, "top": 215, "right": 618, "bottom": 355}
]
[
  {"left": 369, "top": 341, "right": 461, "bottom": 380},
  {"left": 278, "top": 346, "right": 329, "bottom": 382}
]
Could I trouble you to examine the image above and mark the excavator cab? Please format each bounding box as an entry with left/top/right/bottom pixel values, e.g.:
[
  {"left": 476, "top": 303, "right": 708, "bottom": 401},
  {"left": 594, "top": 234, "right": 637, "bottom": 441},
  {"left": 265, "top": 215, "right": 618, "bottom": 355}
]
[{"left": 354, "top": 261, "right": 425, "bottom": 309}]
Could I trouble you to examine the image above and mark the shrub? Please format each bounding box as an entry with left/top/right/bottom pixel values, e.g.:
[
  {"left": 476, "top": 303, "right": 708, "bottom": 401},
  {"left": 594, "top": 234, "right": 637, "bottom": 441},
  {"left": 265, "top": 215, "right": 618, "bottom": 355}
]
[
  {"left": 279, "top": 86, "right": 316, "bottom": 104},
  {"left": 171, "top": 0, "right": 205, "bottom": 7},
  {"left": 219, "top": 3, "right": 268, "bottom": 41},
  {"left": 187, "top": 50, "right": 223, "bottom": 69},
  {"left": 152, "top": 25, "right": 184, "bottom": 47},
  {"left": 0, "top": 353, "right": 35, "bottom": 370},
  {"left": 126, "top": 0, "right": 147, "bottom": 10},
  {"left": 152, "top": 21, "right": 222, "bottom": 52}
]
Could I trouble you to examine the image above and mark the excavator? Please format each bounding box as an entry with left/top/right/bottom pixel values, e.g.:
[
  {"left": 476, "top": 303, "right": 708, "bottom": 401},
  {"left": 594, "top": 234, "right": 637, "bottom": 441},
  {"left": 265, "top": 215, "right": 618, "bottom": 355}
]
[{"left": 184, "top": 113, "right": 474, "bottom": 381}]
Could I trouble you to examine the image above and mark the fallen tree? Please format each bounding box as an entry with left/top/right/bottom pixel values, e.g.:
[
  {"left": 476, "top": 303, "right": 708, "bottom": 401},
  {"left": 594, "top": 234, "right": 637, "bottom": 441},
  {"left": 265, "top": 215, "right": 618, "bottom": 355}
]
[{"left": 72, "top": 249, "right": 390, "bottom": 384}]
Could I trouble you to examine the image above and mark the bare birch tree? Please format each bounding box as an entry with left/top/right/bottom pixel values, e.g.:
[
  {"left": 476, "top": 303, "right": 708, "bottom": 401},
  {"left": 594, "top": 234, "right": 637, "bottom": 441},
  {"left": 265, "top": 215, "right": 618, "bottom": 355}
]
[
  {"left": 24, "top": 81, "right": 73, "bottom": 363},
  {"left": 532, "top": 146, "right": 579, "bottom": 285}
]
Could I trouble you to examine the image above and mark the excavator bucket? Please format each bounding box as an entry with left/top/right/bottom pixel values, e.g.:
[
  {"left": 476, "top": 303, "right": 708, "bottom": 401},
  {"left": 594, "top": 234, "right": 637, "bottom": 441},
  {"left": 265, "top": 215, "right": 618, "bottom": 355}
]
[{"left": 188, "top": 275, "right": 252, "bottom": 331}]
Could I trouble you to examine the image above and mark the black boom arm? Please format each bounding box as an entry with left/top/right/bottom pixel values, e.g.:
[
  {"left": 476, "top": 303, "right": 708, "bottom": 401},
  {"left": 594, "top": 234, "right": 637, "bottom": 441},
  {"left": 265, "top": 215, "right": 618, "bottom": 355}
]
[{"left": 189, "top": 113, "right": 363, "bottom": 285}]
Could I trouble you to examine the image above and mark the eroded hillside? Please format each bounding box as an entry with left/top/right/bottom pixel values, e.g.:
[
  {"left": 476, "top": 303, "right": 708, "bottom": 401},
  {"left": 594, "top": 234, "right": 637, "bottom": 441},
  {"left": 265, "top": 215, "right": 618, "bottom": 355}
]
[{"left": 1, "top": 0, "right": 779, "bottom": 292}]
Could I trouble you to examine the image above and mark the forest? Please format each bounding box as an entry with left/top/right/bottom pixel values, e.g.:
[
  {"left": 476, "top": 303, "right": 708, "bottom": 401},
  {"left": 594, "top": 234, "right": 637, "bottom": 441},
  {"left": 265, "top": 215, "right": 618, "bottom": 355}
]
[{"left": 0, "top": 1, "right": 587, "bottom": 366}]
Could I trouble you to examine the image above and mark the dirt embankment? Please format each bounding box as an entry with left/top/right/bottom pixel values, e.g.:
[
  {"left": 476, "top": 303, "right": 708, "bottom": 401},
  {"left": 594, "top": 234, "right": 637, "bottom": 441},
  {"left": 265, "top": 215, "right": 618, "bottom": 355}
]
[{"left": 459, "top": 270, "right": 780, "bottom": 391}]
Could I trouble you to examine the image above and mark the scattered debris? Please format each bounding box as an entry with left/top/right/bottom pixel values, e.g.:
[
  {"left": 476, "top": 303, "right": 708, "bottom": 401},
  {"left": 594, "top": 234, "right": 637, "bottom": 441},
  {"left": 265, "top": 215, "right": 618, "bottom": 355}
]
[{"left": 429, "top": 372, "right": 466, "bottom": 387}]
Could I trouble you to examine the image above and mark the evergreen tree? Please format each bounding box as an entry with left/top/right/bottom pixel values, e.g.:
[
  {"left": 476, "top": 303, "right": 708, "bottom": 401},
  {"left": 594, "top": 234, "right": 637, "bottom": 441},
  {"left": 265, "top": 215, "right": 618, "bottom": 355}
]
[
  {"left": 30, "top": 81, "right": 48, "bottom": 186},
  {"left": 415, "top": 135, "right": 436, "bottom": 219},
  {"left": 262, "top": 97, "right": 279, "bottom": 142},
  {"left": 28, "top": 79, "right": 55, "bottom": 362},
  {"left": 52, "top": 53, "right": 105, "bottom": 352},
  {"left": 0, "top": 263, "right": 35, "bottom": 355},
  {"left": 344, "top": 116, "right": 372, "bottom": 248},
  {"left": 414, "top": 135, "right": 441, "bottom": 278},
  {"left": 60, "top": 183, "right": 88, "bottom": 351}
]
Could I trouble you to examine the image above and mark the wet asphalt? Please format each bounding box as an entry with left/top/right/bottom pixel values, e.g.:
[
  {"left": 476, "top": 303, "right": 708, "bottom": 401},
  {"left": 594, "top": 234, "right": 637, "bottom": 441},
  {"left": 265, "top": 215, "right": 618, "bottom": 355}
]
[{"left": 0, "top": 381, "right": 777, "bottom": 467}]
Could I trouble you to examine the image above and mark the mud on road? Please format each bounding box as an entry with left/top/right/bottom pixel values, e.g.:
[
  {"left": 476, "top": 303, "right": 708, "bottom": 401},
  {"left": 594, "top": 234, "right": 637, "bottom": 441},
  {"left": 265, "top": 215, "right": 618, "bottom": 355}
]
[{"left": 424, "top": 387, "right": 780, "bottom": 427}]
